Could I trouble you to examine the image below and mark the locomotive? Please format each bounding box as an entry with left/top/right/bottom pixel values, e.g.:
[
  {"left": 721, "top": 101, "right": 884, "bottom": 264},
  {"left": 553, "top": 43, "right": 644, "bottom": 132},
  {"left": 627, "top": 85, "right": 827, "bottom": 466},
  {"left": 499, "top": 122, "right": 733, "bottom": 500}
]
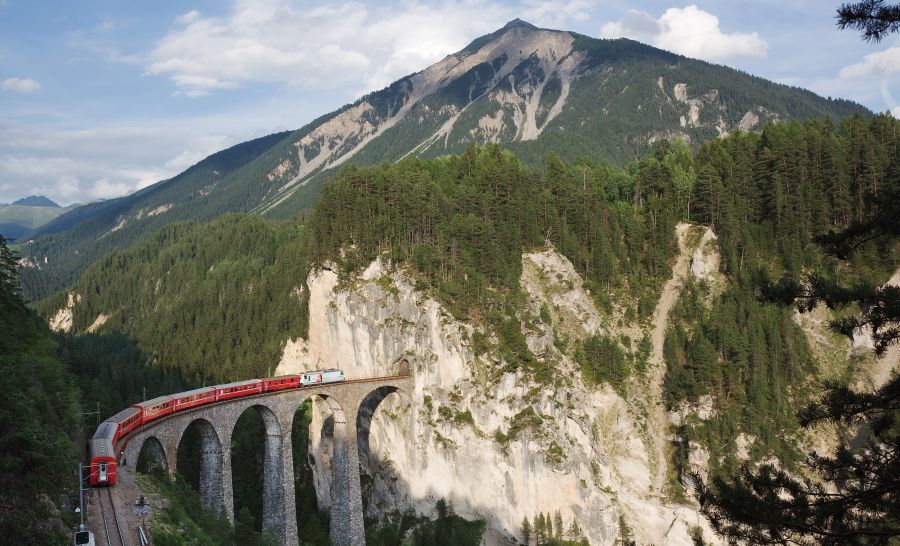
[{"left": 87, "top": 369, "right": 344, "bottom": 486}]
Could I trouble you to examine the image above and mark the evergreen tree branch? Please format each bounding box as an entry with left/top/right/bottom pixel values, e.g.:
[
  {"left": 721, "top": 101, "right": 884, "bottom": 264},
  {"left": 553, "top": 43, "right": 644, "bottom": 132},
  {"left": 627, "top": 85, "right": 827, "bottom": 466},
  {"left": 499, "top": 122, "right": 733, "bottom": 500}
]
[{"left": 837, "top": 1, "right": 900, "bottom": 42}]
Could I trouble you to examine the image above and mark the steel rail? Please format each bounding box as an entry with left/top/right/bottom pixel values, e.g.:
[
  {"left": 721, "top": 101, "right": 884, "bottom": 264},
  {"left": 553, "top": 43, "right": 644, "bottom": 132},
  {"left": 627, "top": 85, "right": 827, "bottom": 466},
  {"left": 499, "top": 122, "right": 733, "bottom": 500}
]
[
  {"left": 97, "top": 489, "right": 114, "bottom": 546},
  {"left": 106, "top": 487, "right": 131, "bottom": 546}
]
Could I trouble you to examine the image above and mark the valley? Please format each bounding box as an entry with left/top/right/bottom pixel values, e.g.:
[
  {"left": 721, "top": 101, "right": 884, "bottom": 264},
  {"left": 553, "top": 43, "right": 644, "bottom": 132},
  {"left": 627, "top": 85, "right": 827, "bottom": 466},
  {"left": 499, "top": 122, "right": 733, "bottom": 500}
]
[{"left": 2, "top": 11, "right": 899, "bottom": 546}]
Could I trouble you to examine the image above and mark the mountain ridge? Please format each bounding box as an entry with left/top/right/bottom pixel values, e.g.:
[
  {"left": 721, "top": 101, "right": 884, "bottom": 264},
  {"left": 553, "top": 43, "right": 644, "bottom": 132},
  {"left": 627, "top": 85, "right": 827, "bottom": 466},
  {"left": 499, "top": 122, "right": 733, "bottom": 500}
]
[
  {"left": 10, "top": 195, "right": 59, "bottom": 208},
  {"left": 18, "top": 20, "right": 870, "bottom": 301},
  {"left": 251, "top": 20, "right": 868, "bottom": 214}
]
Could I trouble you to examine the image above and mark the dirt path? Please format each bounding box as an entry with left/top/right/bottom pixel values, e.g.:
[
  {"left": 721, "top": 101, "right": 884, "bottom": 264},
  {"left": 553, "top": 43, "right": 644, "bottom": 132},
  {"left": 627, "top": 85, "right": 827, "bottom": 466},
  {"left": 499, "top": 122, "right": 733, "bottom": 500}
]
[{"left": 646, "top": 222, "right": 695, "bottom": 495}]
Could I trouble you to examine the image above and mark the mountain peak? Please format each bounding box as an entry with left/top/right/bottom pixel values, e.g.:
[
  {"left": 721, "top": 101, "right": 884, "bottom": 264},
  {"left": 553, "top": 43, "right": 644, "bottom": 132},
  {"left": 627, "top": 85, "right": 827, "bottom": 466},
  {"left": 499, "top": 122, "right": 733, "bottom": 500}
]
[
  {"left": 12, "top": 195, "right": 59, "bottom": 208},
  {"left": 501, "top": 18, "right": 538, "bottom": 31}
]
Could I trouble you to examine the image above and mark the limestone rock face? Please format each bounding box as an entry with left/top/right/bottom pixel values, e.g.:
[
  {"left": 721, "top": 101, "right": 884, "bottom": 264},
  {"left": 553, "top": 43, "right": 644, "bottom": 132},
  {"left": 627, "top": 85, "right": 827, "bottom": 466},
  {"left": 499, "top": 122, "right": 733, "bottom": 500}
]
[
  {"left": 49, "top": 292, "right": 79, "bottom": 333},
  {"left": 277, "top": 235, "right": 726, "bottom": 544}
]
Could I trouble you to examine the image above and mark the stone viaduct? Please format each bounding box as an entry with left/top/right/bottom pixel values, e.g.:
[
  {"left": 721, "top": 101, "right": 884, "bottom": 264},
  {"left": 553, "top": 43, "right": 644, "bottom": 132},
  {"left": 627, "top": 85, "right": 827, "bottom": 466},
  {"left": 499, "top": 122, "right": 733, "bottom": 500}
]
[{"left": 121, "top": 374, "right": 412, "bottom": 546}]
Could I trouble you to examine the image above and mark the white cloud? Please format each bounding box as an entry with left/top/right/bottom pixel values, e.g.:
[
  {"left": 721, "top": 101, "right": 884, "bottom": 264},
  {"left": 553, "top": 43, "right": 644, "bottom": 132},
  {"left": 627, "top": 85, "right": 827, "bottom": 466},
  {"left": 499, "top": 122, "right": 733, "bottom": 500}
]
[
  {"left": 1, "top": 77, "right": 42, "bottom": 94},
  {"left": 600, "top": 5, "right": 768, "bottom": 62},
  {"left": 0, "top": 121, "right": 235, "bottom": 205},
  {"left": 174, "top": 10, "right": 201, "bottom": 25},
  {"left": 144, "top": 0, "right": 591, "bottom": 98},
  {"left": 163, "top": 150, "right": 206, "bottom": 173},
  {"left": 839, "top": 46, "right": 900, "bottom": 79}
]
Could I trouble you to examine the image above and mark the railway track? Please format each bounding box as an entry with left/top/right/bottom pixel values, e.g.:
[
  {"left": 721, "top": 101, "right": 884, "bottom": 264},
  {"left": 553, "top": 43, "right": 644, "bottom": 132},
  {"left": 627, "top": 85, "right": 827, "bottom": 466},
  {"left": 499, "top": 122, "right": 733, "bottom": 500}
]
[{"left": 98, "top": 488, "right": 128, "bottom": 546}]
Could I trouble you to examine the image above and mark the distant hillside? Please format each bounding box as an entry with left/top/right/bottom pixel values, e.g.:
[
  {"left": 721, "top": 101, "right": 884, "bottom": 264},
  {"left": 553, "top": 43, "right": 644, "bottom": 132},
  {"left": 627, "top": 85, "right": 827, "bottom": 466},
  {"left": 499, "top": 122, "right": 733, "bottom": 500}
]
[
  {"left": 37, "top": 214, "right": 309, "bottom": 381},
  {"left": 18, "top": 131, "right": 291, "bottom": 300},
  {"left": 18, "top": 19, "right": 871, "bottom": 301},
  {"left": 0, "top": 202, "right": 72, "bottom": 242},
  {"left": 12, "top": 195, "right": 59, "bottom": 207}
]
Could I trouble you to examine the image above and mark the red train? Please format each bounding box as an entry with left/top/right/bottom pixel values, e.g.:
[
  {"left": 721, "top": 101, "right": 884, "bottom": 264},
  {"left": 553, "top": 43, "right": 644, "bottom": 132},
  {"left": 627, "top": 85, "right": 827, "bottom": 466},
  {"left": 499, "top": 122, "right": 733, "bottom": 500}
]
[{"left": 88, "top": 370, "right": 345, "bottom": 486}]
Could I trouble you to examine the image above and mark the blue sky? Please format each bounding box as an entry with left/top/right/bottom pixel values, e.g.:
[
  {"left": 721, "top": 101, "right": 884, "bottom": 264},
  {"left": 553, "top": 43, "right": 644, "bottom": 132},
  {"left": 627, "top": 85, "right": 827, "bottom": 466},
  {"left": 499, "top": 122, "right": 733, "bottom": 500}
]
[{"left": 0, "top": 0, "right": 897, "bottom": 205}]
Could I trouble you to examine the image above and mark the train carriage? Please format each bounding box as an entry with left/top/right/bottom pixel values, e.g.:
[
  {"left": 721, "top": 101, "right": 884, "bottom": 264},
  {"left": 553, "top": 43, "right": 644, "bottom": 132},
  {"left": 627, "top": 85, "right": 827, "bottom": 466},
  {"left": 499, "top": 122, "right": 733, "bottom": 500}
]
[
  {"left": 89, "top": 369, "right": 349, "bottom": 491},
  {"left": 173, "top": 387, "right": 217, "bottom": 412},
  {"left": 132, "top": 395, "right": 174, "bottom": 425},
  {"left": 215, "top": 379, "right": 263, "bottom": 401},
  {"left": 263, "top": 375, "right": 301, "bottom": 392},
  {"left": 106, "top": 406, "right": 142, "bottom": 441},
  {"left": 89, "top": 421, "right": 118, "bottom": 486},
  {"left": 301, "top": 369, "right": 345, "bottom": 386}
]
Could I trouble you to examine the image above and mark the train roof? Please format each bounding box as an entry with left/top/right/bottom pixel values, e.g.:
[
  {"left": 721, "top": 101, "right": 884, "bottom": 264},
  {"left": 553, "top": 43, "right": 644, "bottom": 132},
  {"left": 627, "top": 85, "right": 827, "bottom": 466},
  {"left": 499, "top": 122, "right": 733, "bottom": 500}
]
[
  {"left": 91, "top": 435, "right": 116, "bottom": 458},
  {"left": 106, "top": 406, "right": 140, "bottom": 424},
  {"left": 304, "top": 369, "right": 342, "bottom": 374},
  {"left": 132, "top": 395, "right": 173, "bottom": 409},
  {"left": 216, "top": 379, "right": 262, "bottom": 389},
  {"left": 91, "top": 422, "right": 118, "bottom": 458},
  {"left": 92, "top": 421, "right": 118, "bottom": 441},
  {"left": 172, "top": 386, "right": 216, "bottom": 399}
]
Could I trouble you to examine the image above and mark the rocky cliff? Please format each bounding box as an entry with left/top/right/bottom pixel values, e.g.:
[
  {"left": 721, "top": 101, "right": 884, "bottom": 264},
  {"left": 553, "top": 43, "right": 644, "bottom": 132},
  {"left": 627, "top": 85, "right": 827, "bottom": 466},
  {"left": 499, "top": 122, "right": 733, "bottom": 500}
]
[{"left": 276, "top": 222, "right": 725, "bottom": 545}]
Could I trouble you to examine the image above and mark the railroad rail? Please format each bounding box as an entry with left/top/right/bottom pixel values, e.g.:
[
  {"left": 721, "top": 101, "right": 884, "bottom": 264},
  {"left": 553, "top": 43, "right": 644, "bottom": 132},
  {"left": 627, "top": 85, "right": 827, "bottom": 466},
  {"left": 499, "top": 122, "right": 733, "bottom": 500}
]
[{"left": 98, "top": 488, "right": 128, "bottom": 546}]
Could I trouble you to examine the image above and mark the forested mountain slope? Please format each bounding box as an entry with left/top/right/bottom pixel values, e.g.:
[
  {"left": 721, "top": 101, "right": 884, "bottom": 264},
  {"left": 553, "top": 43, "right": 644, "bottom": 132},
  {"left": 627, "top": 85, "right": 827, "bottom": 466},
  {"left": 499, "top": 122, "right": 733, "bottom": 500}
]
[
  {"left": 45, "top": 114, "right": 899, "bottom": 543},
  {"left": 0, "top": 233, "right": 193, "bottom": 542},
  {"left": 37, "top": 214, "right": 309, "bottom": 382},
  {"left": 18, "top": 20, "right": 869, "bottom": 303},
  {"left": 17, "top": 131, "right": 291, "bottom": 301}
]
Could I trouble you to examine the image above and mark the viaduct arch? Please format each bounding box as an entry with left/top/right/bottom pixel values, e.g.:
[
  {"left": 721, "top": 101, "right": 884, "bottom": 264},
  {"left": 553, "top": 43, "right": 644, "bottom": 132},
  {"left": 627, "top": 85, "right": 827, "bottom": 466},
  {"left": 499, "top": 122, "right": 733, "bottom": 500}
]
[{"left": 122, "top": 375, "right": 412, "bottom": 546}]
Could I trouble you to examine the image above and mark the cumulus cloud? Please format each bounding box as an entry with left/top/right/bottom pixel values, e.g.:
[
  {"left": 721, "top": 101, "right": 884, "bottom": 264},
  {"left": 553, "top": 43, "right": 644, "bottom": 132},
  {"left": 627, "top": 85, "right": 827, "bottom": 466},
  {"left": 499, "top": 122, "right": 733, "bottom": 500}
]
[
  {"left": 144, "top": 0, "right": 591, "bottom": 98},
  {"left": 0, "top": 121, "right": 234, "bottom": 205},
  {"left": 163, "top": 150, "right": 207, "bottom": 173},
  {"left": 600, "top": 5, "right": 768, "bottom": 62},
  {"left": 839, "top": 46, "right": 900, "bottom": 79},
  {"left": 1, "top": 77, "right": 42, "bottom": 94},
  {"left": 174, "top": 9, "right": 201, "bottom": 25}
]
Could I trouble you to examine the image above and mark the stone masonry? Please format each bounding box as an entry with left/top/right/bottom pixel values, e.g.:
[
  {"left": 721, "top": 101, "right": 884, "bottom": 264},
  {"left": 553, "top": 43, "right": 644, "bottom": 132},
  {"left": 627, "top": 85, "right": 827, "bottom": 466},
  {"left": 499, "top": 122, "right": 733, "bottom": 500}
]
[{"left": 121, "top": 375, "right": 411, "bottom": 546}]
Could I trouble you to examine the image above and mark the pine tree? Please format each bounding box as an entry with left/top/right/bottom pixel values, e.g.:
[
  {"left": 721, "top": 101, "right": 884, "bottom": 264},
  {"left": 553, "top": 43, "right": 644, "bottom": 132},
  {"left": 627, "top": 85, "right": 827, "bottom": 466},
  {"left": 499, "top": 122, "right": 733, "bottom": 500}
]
[
  {"left": 535, "top": 513, "right": 547, "bottom": 545},
  {"left": 838, "top": 1, "right": 900, "bottom": 41},
  {"left": 521, "top": 516, "right": 533, "bottom": 545},
  {"left": 694, "top": 66, "right": 900, "bottom": 543},
  {"left": 567, "top": 519, "right": 583, "bottom": 541},
  {"left": 553, "top": 511, "right": 563, "bottom": 540}
]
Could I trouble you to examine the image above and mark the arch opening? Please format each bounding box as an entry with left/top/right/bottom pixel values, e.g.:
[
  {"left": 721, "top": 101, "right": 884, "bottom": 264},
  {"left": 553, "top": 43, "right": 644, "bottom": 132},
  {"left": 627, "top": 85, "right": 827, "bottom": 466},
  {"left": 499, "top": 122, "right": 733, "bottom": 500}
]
[
  {"left": 176, "top": 418, "right": 225, "bottom": 515},
  {"left": 296, "top": 393, "right": 353, "bottom": 543},
  {"left": 289, "top": 396, "right": 336, "bottom": 544},
  {"left": 356, "top": 385, "right": 409, "bottom": 520},
  {"left": 231, "top": 404, "right": 285, "bottom": 543},
  {"left": 135, "top": 436, "right": 167, "bottom": 477}
]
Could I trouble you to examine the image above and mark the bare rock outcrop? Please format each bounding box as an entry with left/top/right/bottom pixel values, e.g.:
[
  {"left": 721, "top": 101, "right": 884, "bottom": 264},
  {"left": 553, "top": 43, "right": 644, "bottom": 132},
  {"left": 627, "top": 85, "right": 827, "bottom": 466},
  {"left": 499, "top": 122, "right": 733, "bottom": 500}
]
[{"left": 277, "top": 239, "right": 722, "bottom": 544}]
